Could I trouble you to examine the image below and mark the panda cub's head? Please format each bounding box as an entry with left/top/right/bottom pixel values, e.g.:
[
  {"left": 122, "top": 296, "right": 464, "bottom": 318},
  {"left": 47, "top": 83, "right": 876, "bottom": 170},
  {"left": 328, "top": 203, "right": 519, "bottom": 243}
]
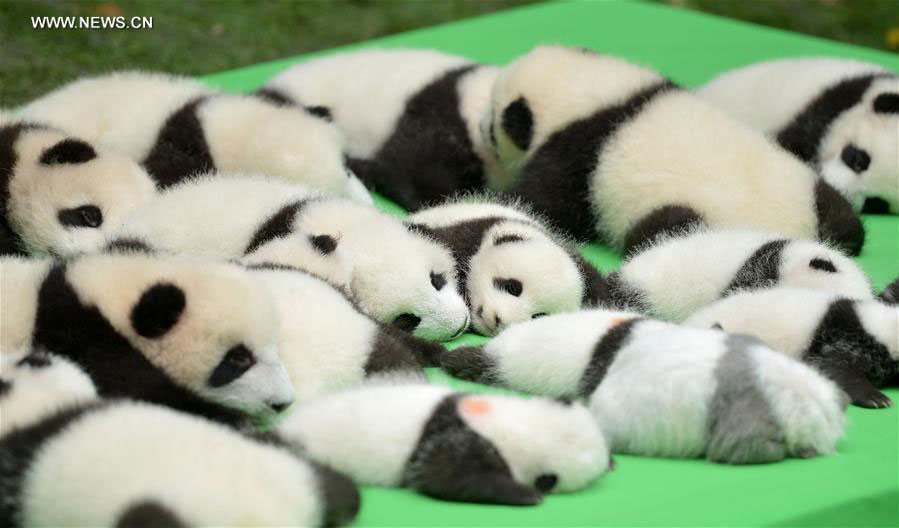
[
  {"left": 778, "top": 239, "right": 873, "bottom": 299},
  {"left": 468, "top": 222, "right": 584, "bottom": 336},
  {"left": 0, "top": 351, "right": 98, "bottom": 435},
  {"left": 68, "top": 254, "right": 295, "bottom": 421},
  {"left": 817, "top": 77, "right": 899, "bottom": 212},
  {"left": 2, "top": 123, "right": 156, "bottom": 256}
]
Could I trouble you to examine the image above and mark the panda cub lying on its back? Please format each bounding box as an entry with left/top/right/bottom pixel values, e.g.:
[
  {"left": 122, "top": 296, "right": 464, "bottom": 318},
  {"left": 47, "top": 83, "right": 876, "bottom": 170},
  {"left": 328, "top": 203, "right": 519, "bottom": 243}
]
[
  {"left": 0, "top": 119, "right": 156, "bottom": 257},
  {"left": 407, "top": 196, "right": 610, "bottom": 336},
  {"left": 0, "top": 352, "right": 360, "bottom": 528}
]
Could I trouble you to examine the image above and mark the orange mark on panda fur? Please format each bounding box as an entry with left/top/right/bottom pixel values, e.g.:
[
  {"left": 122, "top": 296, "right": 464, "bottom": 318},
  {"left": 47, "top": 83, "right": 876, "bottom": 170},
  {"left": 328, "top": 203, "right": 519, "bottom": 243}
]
[
  {"left": 460, "top": 397, "right": 491, "bottom": 416},
  {"left": 609, "top": 316, "right": 633, "bottom": 328}
]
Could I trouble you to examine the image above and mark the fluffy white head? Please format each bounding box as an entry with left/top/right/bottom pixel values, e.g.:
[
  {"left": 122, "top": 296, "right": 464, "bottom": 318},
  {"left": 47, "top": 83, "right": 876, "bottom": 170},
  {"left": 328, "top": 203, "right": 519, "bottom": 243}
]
[
  {"left": 0, "top": 352, "right": 98, "bottom": 435},
  {"left": 3, "top": 124, "right": 156, "bottom": 256},
  {"left": 459, "top": 394, "right": 610, "bottom": 493},
  {"left": 65, "top": 254, "right": 294, "bottom": 422},
  {"left": 298, "top": 200, "right": 470, "bottom": 341},
  {"left": 817, "top": 76, "right": 899, "bottom": 212}
]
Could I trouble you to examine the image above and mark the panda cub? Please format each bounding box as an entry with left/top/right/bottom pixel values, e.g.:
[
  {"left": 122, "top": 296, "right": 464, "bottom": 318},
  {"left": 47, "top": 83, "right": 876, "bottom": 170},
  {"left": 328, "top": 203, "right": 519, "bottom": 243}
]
[
  {"left": 262, "top": 49, "right": 504, "bottom": 210},
  {"left": 108, "top": 173, "right": 354, "bottom": 291},
  {"left": 0, "top": 119, "right": 156, "bottom": 256},
  {"left": 0, "top": 354, "right": 359, "bottom": 528},
  {"left": 698, "top": 58, "right": 899, "bottom": 213},
  {"left": 247, "top": 264, "right": 443, "bottom": 402},
  {"left": 441, "top": 310, "right": 848, "bottom": 464},
  {"left": 608, "top": 228, "right": 873, "bottom": 321},
  {"left": 686, "top": 287, "right": 898, "bottom": 408},
  {"left": 0, "top": 254, "right": 294, "bottom": 427},
  {"left": 407, "top": 196, "right": 610, "bottom": 336},
  {"left": 485, "top": 46, "right": 864, "bottom": 256},
  {"left": 17, "top": 71, "right": 372, "bottom": 203},
  {"left": 278, "top": 383, "right": 609, "bottom": 505}
]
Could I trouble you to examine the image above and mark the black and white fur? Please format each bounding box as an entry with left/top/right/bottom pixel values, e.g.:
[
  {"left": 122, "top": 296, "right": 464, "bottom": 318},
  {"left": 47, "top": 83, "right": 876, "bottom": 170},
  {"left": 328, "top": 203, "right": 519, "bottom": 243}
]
[
  {"left": 880, "top": 276, "right": 899, "bottom": 305},
  {"left": 108, "top": 173, "right": 354, "bottom": 291},
  {"left": 485, "top": 46, "right": 864, "bottom": 256},
  {"left": 698, "top": 58, "right": 899, "bottom": 213},
  {"left": 686, "top": 287, "right": 898, "bottom": 408},
  {"left": 0, "top": 254, "right": 294, "bottom": 427},
  {"left": 608, "top": 228, "right": 873, "bottom": 321},
  {"left": 0, "top": 355, "right": 359, "bottom": 527},
  {"left": 17, "top": 71, "right": 372, "bottom": 203},
  {"left": 0, "top": 119, "right": 156, "bottom": 257},
  {"left": 441, "top": 309, "right": 848, "bottom": 464},
  {"left": 407, "top": 196, "right": 610, "bottom": 335},
  {"left": 278, "top": 383, "right": 609, "bottom": 505},
  {"left": 262, "top": 49, "right": 504, "bottom": 210}
]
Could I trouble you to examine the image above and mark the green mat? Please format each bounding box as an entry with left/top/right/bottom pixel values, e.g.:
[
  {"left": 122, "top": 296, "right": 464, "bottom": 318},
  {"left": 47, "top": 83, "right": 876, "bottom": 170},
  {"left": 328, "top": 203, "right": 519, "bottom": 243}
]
[{"left": 201, "top": 1, "right": 899, "bottom": 525}]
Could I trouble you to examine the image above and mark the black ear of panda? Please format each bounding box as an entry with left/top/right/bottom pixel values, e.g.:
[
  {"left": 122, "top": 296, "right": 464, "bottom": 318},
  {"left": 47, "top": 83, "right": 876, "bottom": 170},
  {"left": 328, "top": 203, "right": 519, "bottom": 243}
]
[
  {"left": 39, "top": 139, "right": 97, "bottom": 165},
  {"left": 501, "top": 97, "right": 534, "bottom": 151},
  {"left": 115, "top": 500, "right": 187, "bottom": 528},
  {"left": 131, "top": 283, "right": 186, "bottom": 339},
  {"left": 872, "top": 92, "right": 899, "bottom": 114},
  {"left": 493, "top": 234, "right": 525, "bottom": 246}
]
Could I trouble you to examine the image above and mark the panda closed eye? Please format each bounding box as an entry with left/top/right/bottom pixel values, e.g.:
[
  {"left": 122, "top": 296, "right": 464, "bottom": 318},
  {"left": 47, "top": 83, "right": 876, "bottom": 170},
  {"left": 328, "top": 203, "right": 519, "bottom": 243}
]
[
  {"left": 532, "top": 312, "right": 548, "bottom": 319},
  {"left": 208, "top": 344, "right": 257, "bottom": 388},
  {"left": 840, "top": 145, "right": 870, "bottom": 174},
  {"left": 494, "top": 278, "right": 523, "bottom": 297},
  {"left": 58, "top": 205, "right": 103, "bottom": 228},
  {"left": 809, "top": 258, "right": 837, "bottom": 273}
]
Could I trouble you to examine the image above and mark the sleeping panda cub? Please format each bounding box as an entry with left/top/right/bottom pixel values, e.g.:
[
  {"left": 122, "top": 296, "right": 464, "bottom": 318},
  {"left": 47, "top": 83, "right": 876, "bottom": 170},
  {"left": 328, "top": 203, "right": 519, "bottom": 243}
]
[
  {"left": 608, "top": 228, "right": 873, "bottom": 321},
  {"left": 0, "top": 119, "right": 156, "bottom": 256},
  {"left": 686, "top": 287, "right": 898, "bottom": 408},
  {"left": 107, "top": 173, "right": 354, "bottom": 291},
  {"left": 246, "top": 264, "right": 441, "bottom": 402},
  {"left": 407, "top": 196, "right": 610, "bottom": 336},
  {"left": 485, "top": 46, "right": 864, "bottom": 255},
  {"left": 698, "top": 58, "right": 899, "bottom": 213},
  {"left": 262, "top": 49, "right": 504, "bottom": 210},
  {"left": 17, "top": 71, "right": 372, "bottom": 203},
  {"left": 441, "top": 310, "right": 848, "bottom": 464},
  {"left": 278, "top": 383, "right": 610, "bottom": 505},
  {"left": 0, "top": 354, "right": 360, "bottom": 527},
  {"left": 0, "top": 254, "right": 294, "bottom": 428}
]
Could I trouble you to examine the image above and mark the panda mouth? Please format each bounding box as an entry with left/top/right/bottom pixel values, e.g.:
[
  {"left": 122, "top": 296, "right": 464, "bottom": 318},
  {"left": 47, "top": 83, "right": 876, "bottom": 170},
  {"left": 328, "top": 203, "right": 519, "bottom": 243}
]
[{"left": 449, "top": 314, "right": 471, "bottom": 340}]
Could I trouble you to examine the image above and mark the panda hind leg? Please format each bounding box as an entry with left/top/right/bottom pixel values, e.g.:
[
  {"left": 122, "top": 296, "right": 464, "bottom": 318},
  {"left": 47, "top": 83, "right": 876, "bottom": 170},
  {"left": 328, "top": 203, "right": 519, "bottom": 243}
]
[{"left": 621, "top": 205, "right": 704, "bottom": 257}]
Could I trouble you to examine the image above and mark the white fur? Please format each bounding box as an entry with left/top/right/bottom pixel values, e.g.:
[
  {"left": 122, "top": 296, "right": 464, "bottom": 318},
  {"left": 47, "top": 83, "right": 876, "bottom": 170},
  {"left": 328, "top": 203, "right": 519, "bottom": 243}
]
[
  {"left": 19, "top": 401, "right": 331, "bottom": 527},
  {"left": 18, "top": 71, "right": 372, "bottom": 203},
  {"left": 1, "top": 121, "right": 157, "bottom": 256},
  {"left": 698, "top": 58, "right": 899, "bottom": 212},
  {"left": 618, "top": 228, "right": 873, "bottom": 321},
  {"left": 0, "top": 354, "right": 98, "bottom": 435},
  {"left": 489, "top": 46, "right": 828, "bottom": 247},
  {"left": 686, "top": 287, "right": 899, "bottom": 361},
  {"left": 0, "top": 257, "right": 52, "bottom": 353},
  {"left": 113, "top": 173, "right": 353, "bottom": 290},
  {"left": 297, "top": 199, "right": 470, "bottom": 340},
  {"left": 409, "top": 199, "right": 586, "bottom": 336},
  {"left": 278, "top": 383, "right": 608, "bottom": 493}
]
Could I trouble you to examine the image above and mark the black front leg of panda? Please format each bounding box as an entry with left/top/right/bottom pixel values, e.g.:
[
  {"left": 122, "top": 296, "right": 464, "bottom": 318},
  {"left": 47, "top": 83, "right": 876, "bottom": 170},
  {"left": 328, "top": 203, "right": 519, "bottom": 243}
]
[{"left": 812, "top": 353, "right": 892, "bottom": 409}]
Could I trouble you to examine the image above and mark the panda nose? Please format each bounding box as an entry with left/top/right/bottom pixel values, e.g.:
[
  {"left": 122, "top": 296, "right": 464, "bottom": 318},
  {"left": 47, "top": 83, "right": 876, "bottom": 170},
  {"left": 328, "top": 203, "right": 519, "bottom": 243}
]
[{"left": 269, "top": 400, "right": 292, "bottom": 413}]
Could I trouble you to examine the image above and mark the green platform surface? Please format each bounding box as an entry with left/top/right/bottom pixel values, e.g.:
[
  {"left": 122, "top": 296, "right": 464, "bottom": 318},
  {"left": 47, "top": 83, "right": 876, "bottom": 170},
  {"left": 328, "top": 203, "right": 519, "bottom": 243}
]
[{"left": 200, "top": 1, "right": 899, "bottom": 526}]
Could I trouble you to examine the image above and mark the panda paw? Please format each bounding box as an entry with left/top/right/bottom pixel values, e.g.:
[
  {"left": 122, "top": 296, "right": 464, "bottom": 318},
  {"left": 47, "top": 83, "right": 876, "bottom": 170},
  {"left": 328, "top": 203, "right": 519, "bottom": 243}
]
[{"left": 439, "top": 346, "right": 495, "bottom": 384}]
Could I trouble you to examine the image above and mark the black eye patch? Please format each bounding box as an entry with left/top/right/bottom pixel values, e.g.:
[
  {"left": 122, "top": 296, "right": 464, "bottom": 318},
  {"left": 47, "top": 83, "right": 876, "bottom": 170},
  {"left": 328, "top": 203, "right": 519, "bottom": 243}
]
[
  {"left": 841, "top": 144, "right": 870, "bottom": 173},
  {"left": 809, "top": 258, "right": 837, "bottom": 273},
  {"left": 208, "top": 344, "right": 256, "bottom": 388},
  {"left": 534, "top": 473, "right": 558, "bottom": 493},
  {"left": 58, "top": 205, "right": 103, "bottom": 228},
  {"left": 391, "top": 313, "right": 421, "bottom": 332},
  {"left": 305, "top": 105, "right": 333, "bottom": 121},
  {"left": 494, "top": 278, "right": 523, "bottom": 297},
  {"left": 872, "top": 92, "right": 899, "bottom": 114},
  {"left": 40, "top": 138, "right": 97, "bottom": 165},
  {"left": 430, "top": 272, "right": 447, "bottom": 291},
  {"left": 131, "top": 283, "right": 186, "bottom": 339},
  {"left": 0, "top": 379, "right": 10, "bottom": 397},
  {"left": 493, "top": 234, "right": 525, "bottom": 246},
  {"left": 309, "top": 234, "right": 337, "bottom": 255},
  {"left": 501, "top": 97, "right": 534, "bottom": 151},
  {"left": 16, "top": 353, "right": 51, "bottom": 368},
  {"left": 532, "top": 312, "right": 547, "bottom": 319}
]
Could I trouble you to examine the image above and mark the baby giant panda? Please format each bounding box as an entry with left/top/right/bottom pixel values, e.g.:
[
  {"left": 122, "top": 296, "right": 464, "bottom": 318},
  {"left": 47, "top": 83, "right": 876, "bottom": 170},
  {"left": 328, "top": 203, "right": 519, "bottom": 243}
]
[
  {"left": 686, "top": 287, "right": 898, "bottom": 408},
  {"left": 608, "top": 228, "right": 873, "bottom": 321},
  {"left": 247, "top": 264, "right": 441, "bottom": 402},
  {"left": 278, "top": 383, "right": 609, "bottom": 505},
  {"left": 0, "top": 355, "right": 359, "bottom": 527},
  {"left": 17, "top": 71, "right": 372, "bottom": 203},
  {"left": 262, "top": 49, "right": 504, "bottom": 210},
  {"left": 697, "top": 58, "right": 899, "bottom": 213},
  {"left": 485, "top": 46, "right": 864, "bottom": 256},
  {"left": 0, "top": 254, "right": 294, "bottom": 427},
  {"left": 108, "top": 173, "right": 353, "bottom": 291},
  {"left": 441, "top": 310, "right": 848, "bottom": 464},
  {"left": 0, "top": 119, "right": 156, "bottom": 256},
  {"left": 407, "top": 196, "right": 610, "bottom": 335}
]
